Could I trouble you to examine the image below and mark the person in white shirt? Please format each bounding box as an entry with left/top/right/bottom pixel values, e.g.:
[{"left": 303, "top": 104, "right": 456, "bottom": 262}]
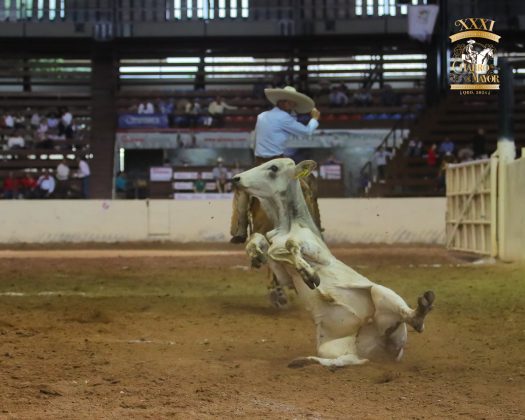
[
  {"left": 374, "top": 146, "right": 392, "bottom": 182},
  {"left": 76, "top": 158, "right": 91, "bottom": 198},
  {"left": 4, "top": 114, "right": 14, "bottom": 129},
  {"left": 138, "top": 101, "right": 155, "bottom": 114},
  {"left": 7, "top": 132, "right": 25, "bottom": 149},
  {"left": 37, "top": 172, "right": 56, "bottom": 198},
  {"left": 30, "top": 112, "right": 41, "bottom": 128},
  {"left": 59, "top": 108, "right": 74, "bottom": 139},
  {"left": 55, "top": 159, "right": 70, "bottom": 198},
  {"left": 207, "top": 96, "right": 237, "bottom": 127}
]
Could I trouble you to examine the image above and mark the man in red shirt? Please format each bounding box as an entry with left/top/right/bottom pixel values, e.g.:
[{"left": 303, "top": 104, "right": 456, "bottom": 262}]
[
  {"left": 2, "top": 172, "right": 18, "bottom": 199},
  {"left": 19, "top": 174, "right": 37, "bottom": 198}
]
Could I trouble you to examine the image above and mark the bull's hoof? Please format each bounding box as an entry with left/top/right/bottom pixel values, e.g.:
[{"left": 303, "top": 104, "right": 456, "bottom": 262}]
[
  {"left": 412, "top": 290, "right": 435, "bottom": 333},
  {"left": 288, "top": 357, "right": 319, "bottom": 369},
  {"left": 268, "top": 288, "right": 289, "bottom": 309},
  {"left": 299, "top": 269, "right": 320, "bottom": 290}
]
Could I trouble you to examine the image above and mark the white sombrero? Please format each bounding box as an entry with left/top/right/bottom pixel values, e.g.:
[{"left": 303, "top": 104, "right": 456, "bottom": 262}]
[{"left": 264, "top": 86, "right": 315, "bottom": 114}]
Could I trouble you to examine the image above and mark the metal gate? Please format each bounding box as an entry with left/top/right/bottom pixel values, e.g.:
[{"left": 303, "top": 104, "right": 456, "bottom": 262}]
[{"left": 445, "top": 158, "right": 497, "bottom": 255}]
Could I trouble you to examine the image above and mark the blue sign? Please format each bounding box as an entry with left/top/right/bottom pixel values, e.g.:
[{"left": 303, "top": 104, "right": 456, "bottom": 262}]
[{"left": 118, "top": 114, "right": 169, "bottom": 129}]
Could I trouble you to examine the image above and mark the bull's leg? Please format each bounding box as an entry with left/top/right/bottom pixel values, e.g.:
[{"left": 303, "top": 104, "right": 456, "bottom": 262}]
[
  {"left": 245, "top": 232, "right": 269, "bottom": 268},
  {"left": 371, "top": 285, "right": 435, "bottom": 334},
  {"left": 284, "top": 238, "right": 320, "bottom": 289},
  {"left": 289, "top": 336, "right": 369, "bottom": 368}
]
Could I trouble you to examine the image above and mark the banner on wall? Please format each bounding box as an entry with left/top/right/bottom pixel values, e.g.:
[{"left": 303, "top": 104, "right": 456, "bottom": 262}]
[
  {"left": 115, "top": 130, "right": 372, "bottom": 149},
  {"left": 118, "top": 114, "right": 169, "bottom": 129}
]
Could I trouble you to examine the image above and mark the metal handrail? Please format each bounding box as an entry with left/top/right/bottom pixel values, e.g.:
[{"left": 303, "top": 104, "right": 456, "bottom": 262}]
[{"left": 358, "top": 107, "right": 414, "bottom": 183}]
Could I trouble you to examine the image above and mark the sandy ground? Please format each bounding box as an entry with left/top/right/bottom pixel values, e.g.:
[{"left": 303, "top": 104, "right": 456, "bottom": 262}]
[{"left": 0, "top": 246, "right": 524, "bottom": 419}]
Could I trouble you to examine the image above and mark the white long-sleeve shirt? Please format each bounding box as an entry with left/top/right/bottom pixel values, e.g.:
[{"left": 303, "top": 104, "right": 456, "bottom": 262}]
[{"left": 208, "top": 101, "right": 237, "bottom": 115}]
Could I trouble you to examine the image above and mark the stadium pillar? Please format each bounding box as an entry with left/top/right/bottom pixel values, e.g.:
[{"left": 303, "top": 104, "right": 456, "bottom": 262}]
[{"left": 90, "top": 45, "right": 118, "bottom": 199}]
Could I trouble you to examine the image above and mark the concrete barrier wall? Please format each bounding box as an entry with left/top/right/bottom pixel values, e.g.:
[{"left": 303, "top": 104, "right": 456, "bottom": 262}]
[{"left": 0, "top": 198, "right": 446, "bottom": 244}]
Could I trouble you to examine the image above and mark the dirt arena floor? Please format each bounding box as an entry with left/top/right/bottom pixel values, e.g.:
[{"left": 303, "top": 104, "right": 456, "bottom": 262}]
[{"left": 0, "top": 245, "right": 524, "bottom": 419}]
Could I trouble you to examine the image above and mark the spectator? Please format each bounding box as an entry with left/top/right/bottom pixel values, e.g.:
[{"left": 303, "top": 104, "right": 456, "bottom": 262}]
[
  {"left": 427, "top": 144, "right": 438, "bottom": 167},
  {"left": 37, "top": 171, "right": 56, "bottom": 198},
  {"left": 438, "top": 138, "right": 455, "bottom": 157},
  {"left": 353, "top": 87, "right": 373, "bottom": 106},
  {"left": 76, "top": 157, "right": 91, "bottom": 198},
  {"left": 138, "top": 101, "right": 155, "bottom": 114},
  {"left": 323, "top": 154, "right": 342, "bottom": 165},
  {"left": 380, "top": 84, "right": 400, "bottom": 106},
  {"left": 4, "top": 113, "right": 14, "bottom": 129},
  {"left": 36, "top": 120, "right": 49, "bottom": 141},
  {"left": 329, "top": 86, "right": 349, "bottom": 107},
  {"left": 115, "top": 171, "right": 129, "bottom": 198},
  {"left": 157, "top": 98, "right": 174, "bottom": 115},
  {"left": 437, "top": 152, "right": 456, "bottom": 192},
  {"left": 193, "top": 173, "right": 206, "bottom": 193},
  {"left": 374, "top": 146, "right": 391, "bottom": 182},
  {"left": 458, "top": 146, "right": 474, "bottom": 162},
  {"left": 208, "top": 96, "right": 237, "bottom": 127},
  {"left": 212, "top": 157, "right": 228, "bottom": 193},
  {"left": 176, "top": 97, "right": 190, "bottom": 113},
  {"left": 59, "top": 107, "right": 74, "bottom": 140},
  {"left": 14, "top": 113, "right": 26, "bottom": 129},
  {"left": 472, "top": 128, "right": 487, "bottom": 159},
  {"left": 46, "top": 112, "right": 59, "bottom": 129},
  {"left": 7, "top": 130, "right": 25, "bottom": 149},
  {"left": 19, "top": 173, "right": 37, "bottom": 198},
  {"left": 185, "top": 99, "right": 201, "bottom": 127},
  {"left": 55, "top": 159, "right": 70, "bottom": 198},
  {"left": 30, "top": 111, "right": 41, "bottom": 129},
  {"left": 2, "top": 172, "right": 18, "bottom": 199}
]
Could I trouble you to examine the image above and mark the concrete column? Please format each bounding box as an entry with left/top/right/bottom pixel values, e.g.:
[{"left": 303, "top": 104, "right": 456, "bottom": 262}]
[{"left": 90, "top": 45, "right": 118, "bottom": 198}]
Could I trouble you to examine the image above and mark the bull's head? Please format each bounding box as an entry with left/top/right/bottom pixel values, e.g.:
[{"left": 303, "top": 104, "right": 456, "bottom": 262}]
[{"left": 232, "top": 158, "right": 317, "bottom": 198}]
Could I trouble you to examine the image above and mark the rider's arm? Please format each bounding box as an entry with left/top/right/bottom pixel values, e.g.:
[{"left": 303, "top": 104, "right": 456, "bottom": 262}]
[{"left": 281, "top": 114, "right": 319, "bottom": 137}]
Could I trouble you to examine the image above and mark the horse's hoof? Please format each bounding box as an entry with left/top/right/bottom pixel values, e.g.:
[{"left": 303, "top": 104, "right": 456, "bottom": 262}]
[
  {"left": 288, "top": 357, "right": 318, "bottom": 369},
  {"left": 300, "top": 269, "right": 320, "bottom": 290}
]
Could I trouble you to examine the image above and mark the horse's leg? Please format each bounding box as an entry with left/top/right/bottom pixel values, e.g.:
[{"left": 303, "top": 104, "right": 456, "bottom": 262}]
[
  {"left": 284, "top": 238, "right": 320, "bottom": 289},
  {"left": 371, "top": 285, "right": 435, "bottom": 334}
]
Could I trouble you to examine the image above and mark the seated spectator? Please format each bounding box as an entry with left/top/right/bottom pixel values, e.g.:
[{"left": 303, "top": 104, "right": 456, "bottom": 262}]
[
  {"left": 329, "top": 86, "right": 349, "bottom": 107},
  {"left": 115, "top": 171, "right": 129, "bottom": 198},
  {"left": 4, "top": 113, "right": 14, "bottom": 129},
  {"left": 158, "top": 98, "right": 174, "bottom": 124},
  {"left": 193, "top": 173, "right": 206, "bottom": 193},
  {"left": 47, "top": 112, "right": 60, "bottom": 129},
  {"left": 176, "top": 98, "right": 190, "bottom": 113},
  {"left": 426, "top": 144, "right": 438, "bottom": 167},
  {"left": 212, "top": 157, "right": 228, "bottom": 193},
  {"left": 380, "top": 84, "right": 400, "bottom": 106},
  {"left": 208, "top": 96, "right": 237, "bottom": 127},
  {"left": 7, "top": 131, "right": 25, "bottom": 149},
  {"left": 185, "top": 99, "right": 201, "bottom": 127},
  {"left": 30, "top": 111, "right": 41, "bottom": 129},
  {"left": 14, "top": 113, "right": 26, "bottom": 129},
  {"left": 19, "top": 173, "right": 38, "bottom": 198},
  {"left": 36, "top": 120, "right": 49, "bottom": 141},
  {"left": 138, "top": 101, "right": 155, "bottom": 114},
  {"left": 55, "top": 159, "right": 70, "bottom": 198},
  {"left": 37, "top": 171, "right": 56, "bottom": 198},
  {"left": 438, "top": 138, "right": 455, "bottom": 157},
  {"left": 353, "top": 87, "right": 373, "bottom": 106},
  {"left": 457, "top": 146, "right": 474, "bottom": 162},
  {"left": 2, "top": 172, "right": 18, "bottom": 199}
]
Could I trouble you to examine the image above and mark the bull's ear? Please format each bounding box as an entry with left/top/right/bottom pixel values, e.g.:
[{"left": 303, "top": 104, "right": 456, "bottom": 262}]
[{"left": 294, "top": 160, "right": 317, "bottom": 179}]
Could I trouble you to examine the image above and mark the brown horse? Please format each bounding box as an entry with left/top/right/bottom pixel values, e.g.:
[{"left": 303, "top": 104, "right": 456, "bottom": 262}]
[{"left": 248, "top": 174, "right": 323, "bottom": 307}]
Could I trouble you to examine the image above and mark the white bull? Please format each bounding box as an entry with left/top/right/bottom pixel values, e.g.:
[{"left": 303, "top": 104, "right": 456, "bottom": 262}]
[{"left": 232, "top": 158, "right": 434, "bottom": 368}]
